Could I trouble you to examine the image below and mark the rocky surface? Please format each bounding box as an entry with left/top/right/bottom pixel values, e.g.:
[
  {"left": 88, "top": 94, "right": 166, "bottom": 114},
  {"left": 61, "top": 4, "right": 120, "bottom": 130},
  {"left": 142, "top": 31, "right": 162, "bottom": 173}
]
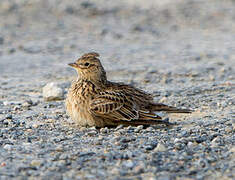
[{"left": 0, "top": 0, "right": 234, "bottom": 179}]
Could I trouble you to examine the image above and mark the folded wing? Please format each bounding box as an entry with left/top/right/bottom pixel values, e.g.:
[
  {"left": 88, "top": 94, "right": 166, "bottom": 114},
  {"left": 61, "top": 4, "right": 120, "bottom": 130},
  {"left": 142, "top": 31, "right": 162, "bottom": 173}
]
[{"left": 89, "top": 90, "right": 162, "bottom": 122}]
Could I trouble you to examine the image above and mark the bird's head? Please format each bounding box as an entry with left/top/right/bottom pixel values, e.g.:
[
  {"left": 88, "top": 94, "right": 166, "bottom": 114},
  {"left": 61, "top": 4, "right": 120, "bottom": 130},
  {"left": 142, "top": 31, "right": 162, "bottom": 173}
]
[{"left": 68, "top": 52, "right": 107, "bottom": 83}]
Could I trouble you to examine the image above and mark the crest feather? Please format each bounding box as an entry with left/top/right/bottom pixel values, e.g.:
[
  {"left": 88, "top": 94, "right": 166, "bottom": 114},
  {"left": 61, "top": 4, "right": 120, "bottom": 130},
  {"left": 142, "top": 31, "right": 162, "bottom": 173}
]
[{"left": 81, "top": 52, "right": 100, "bottom": 58}]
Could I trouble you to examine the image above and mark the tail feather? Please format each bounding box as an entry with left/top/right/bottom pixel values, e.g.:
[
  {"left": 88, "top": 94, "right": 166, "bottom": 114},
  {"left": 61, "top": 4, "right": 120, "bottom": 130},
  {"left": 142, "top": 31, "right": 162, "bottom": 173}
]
[
  {"left": 118, "top": 110, "right": 173, "bottom": 126},
  {"left": 119, "top": 119, "right": 173, "bottom": 126},
  {"left": 139, "top": 110, "right": 162, "bottom": 120},
  {"left": 151, "top": 103, "right": 192, "bottom": 113}
]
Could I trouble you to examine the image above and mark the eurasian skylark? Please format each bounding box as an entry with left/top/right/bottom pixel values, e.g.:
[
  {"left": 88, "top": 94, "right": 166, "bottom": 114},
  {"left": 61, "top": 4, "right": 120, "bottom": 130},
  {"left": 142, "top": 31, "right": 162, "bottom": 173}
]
[{"left": 66, "top": 52, "right": 192, "bottom": 127}]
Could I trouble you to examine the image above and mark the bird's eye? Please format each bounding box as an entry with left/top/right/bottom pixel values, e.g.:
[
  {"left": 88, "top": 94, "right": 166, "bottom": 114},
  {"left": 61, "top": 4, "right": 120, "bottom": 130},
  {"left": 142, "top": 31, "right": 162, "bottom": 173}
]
[{"left": 84, "top": 62, "right": 90, "bottom": 66}]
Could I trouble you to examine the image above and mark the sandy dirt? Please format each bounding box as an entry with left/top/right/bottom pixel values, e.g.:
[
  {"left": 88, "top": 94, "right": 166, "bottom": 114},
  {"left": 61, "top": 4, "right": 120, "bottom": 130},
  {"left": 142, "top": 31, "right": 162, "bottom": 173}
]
[{"left": 0, "top": 0, "right": 234, "bottom": 179}]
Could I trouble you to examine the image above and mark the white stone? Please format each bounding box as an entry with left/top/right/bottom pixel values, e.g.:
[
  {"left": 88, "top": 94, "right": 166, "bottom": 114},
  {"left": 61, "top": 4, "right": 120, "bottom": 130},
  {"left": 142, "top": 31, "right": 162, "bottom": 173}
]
[
  {"left": 3, "top": 144, "right": 13, "bottom": 150},
  {"left": 187, "top": 142, "right": 196, "bottom": 149},
  {"left": 3, "top": 101, "right": 22, "bottom": 106},
  {"left": 42, "top": 82, "right": 64, "bottom": 101},
  {"left": 174, "top": 138, "right": 180, "bottom": 143},
  {"left": 229, "top": 147, "right": 235, "bottom": 153},
  {"left": 124, "top": 160, "right": 134, "bottom": 169},
  {"left": 154, "top": 142, "right": 167, "bottom": 152}
]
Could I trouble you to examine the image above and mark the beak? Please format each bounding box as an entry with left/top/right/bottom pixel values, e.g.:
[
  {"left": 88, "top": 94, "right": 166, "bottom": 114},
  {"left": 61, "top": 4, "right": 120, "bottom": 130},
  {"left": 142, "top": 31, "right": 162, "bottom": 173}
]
[{"left": 68, "top": 63, "right": 78, "bottom": 68}]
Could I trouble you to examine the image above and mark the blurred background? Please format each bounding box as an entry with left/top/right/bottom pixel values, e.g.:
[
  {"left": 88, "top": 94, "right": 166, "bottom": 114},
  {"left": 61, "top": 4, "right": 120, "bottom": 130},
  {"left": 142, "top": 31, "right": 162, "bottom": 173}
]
[{"left": 0, "top": 0, "right": 234, "bottom": 90}]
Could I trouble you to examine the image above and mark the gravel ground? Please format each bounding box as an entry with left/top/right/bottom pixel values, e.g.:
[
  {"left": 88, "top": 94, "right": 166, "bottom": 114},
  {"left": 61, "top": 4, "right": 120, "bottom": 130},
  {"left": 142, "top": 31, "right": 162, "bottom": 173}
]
[{"left": 0, "top": 0, "right": 234, "bottom": 179}]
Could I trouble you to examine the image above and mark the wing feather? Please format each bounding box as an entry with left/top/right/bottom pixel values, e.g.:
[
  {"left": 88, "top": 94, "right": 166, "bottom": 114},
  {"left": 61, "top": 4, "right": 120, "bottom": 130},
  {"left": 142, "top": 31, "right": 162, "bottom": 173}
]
[
  {"left": 90, "top": 91, "right": 139, "bottom": 121},
  {"left": 90, "top": 89, "right": 162, "bottom": 122}
]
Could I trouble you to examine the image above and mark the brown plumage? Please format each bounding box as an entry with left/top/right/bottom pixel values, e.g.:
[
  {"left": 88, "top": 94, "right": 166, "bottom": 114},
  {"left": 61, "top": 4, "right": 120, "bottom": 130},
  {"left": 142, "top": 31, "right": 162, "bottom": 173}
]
[{"left": 66, "top": 52, "right": 192, "bottom": 127}]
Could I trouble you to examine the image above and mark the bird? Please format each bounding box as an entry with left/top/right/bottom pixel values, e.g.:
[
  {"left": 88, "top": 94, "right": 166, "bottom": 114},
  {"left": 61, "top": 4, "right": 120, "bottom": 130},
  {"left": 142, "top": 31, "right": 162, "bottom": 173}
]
[{"left": 65, "top": 52, "right": 192, "bottom": 127}]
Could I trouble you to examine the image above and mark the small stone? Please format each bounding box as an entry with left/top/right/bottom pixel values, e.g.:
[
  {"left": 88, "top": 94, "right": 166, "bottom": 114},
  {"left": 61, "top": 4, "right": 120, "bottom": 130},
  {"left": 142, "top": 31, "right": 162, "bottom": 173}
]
[
  {"left": 3, "top": 101, "right": 11, "bottom": 106},
  {"left": 146, "top": 127, "right": 154, "bottom": 132},
  {"left": 54, "top": 109, "right": 64, "bottom": 114},
  {"left": 180, "top": 130, "right": 188, "bottom": 137},
  {"left": 0, "top": 162, "right": 6, "bottom": 167},
  {"left": 5, "top": 114, "right": 12, "bottom": 119},
  {"left": 115, "top": 125, "right": 124, "bottom": 131},
  {"left": 32, "top": 123, "right": 39, "bottom": 128},
  {"left": 220, "top": 67, "right": 225, "bottom": 73},
  {"left": 174, "top": 142, "right": 185, "bottom": 150},
  {"left": 159, "top": 174, "right": 172, "bottom": 180},
  {"left": 13, "top": 105, "right": 21, "bottom": 111},
  {"left": 154, "top": 142, "right": 166, "bottom": 152},
  {"left": 225, "top": 126, "right": 233, "bottom": 133},
  {"left": 3, "top": 144, "right": 13, "bottom": 150},
  {"left": 211, "top": 137, "right": 220, "bottom": 147},
  {"left": 145, "top": 145, "right": 155, "bottom": 151},
  {"left": 123, "top": 160, "right": 134, "bottom": 169},
  {"left": 195, "top": 135, "right": 207, "bottom": 143},
  {"left": 187, "top": 142, "right": 196, "bottom": 149},
  {"left": 209, "top": 75, "right": 215, "bottom": 81},
  {"left": 26, "top": 137, "right": 32, "bottom": 143},
  {"left": 3, "top": 120, "right": 9, "bottom": 125},
  {"left": 134, "top": 125, "right": 143, "bottom": 133},
  {"left": 174, "top": 138, "right": 181, "bottom": 143},
  {"left": 88, "top": 126, "right": 96, "bottom": 131},
  {"left": 13, "top": 101, "right": 22, "bottom": 105},
  {"left": 45, "top": 119, "right": 55, "bottom": 123},
  {"left": 229, "top": 147, "right": 235, "bottom": 153},
  {"left": 100, "top": 127, "right": 109, "bottom": 133},
  {"left": 115, "top": 129, "right": 126, "bottom": 135},
  {"left": 22, "top": 100, "right": 33, "bottom": 107},
  {"left": 159, "top": 97, "right": 168, "bottom": 103},
  {"left": 31, "top": 160, "right": 42, "bottom": 166},
  {"left": 127, "top": 126, "right": 134, "bottom": 131},
  {"left": 43, "top": 82, "right": 64, "bottom": 101},
  {"left": 87, "top": 130, "right": 97, "bottom": 136},
  {"left": 133, "top": 164, "right": 144, "bottom": 174}
]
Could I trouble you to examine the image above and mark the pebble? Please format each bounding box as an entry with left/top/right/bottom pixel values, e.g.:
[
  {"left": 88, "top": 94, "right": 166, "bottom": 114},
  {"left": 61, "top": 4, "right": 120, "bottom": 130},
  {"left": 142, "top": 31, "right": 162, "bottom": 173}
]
[
  {"left": 22, "top": 100, "right": 33, "bottom": 107},
  {"left": 86, "top": 130, "right": 97, "bottom": 136},
  {"left": 3, "top": 101, "right": 22, "bottom": 106},
  {"left": 174, "top": 142, "right": 185, "bottom": 150},
  {"left": 187, "top": 142, "right": 196, "bottom": 149},
  {"left": 43, "top": 82, "right": 64, "bottom": 101},
  {"left": 3, "top": 144, "right": 13, "bottom": 150},
  {"left": 154, "top": 142, "right": 167, "bottom": 152},
  {"left": 3, "top": 119, "right": 9, "bottom": 125},
  {"left": 134, "top": 125, "right": 143, "bottom": 133},
  {"left": 123, "top": 160, "right": 135, "bottom": 169},
  {"left": 174, "top": 138, "right": 181, "bottom": 143},
  {"left": 224, "top": 126, "right": 233, "bottom": 133},
  {"left": 180, "top": 130, "right": 188, "bottom": 137},
  {"left": 5, "top": 114, "right": 12, "bottom": 119},
  {"left": 211, "top": 137, "right": 220, "bottom": 147},
  {"left": 146, "top": 127, "right": 154, "bottom": 132},
  {"left": 100, "top": 127, "right": 109, "bottom": 133},
  {"left": 32, "top": 123, "right": 39, "bottom": 128},
  {"left": 13, "top": 105, "right": 21, "bottom": 111},
  {"left": 115, "top": 125, "right": 124, "bottom": 131},
  {"left": 229, "top": 147, "right": 235, "bottom": 153},
  {"left": 31, "top": 160, "right": 43, "bottom": 166},
  {"left": 133, "top": 164, "right": 144, "bottom": 174}
]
